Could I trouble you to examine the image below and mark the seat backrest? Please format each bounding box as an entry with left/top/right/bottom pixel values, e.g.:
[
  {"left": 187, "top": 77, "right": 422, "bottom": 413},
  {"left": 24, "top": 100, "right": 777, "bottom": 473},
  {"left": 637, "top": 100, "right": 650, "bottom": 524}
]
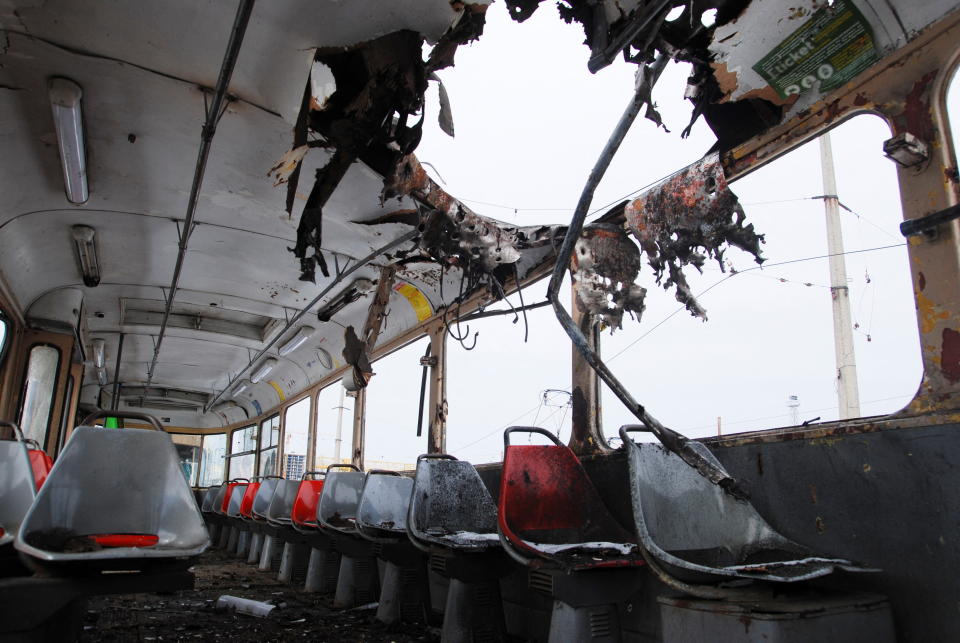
[
  {"left": 318, "top": 469, "right": 366, "bottom": 533},
  {"left": 226, "top": 483, "right": 249, "bottom": 517},
  {"left": 26, "top": 443, "right": 53, "bottom": 490},
  {"left": 291, "top": 478, "right": 325, "bottom": 529},
  {"left": 239, "top": 482, "right": 261, "bottom": 518},
  {"left": 410, "top": 457, "right": 497, "bottom": 537},
  {"left": 15, "top": 425, "right": 209, "bottom": 561},
  {"left": 252, "top": 478, "right": 282, "bottom": 519},
  {"left": 499, "top": 443, "right": 632, "bottom": 546},
  {"left": 625, "top": 438, "right": 794, "bottom": 562},
  {"left": 356, "top": 472, "right": 413, "bottom": 537},
  {"left": 0, "top": 440, "right": 37, "bottom": 546},
  {"left": 202, "top": 484, "right": 225, "bottom": 513},
  {"left": 219, "top": 482, "right": 244, "bottom": 514},
  {"left": 266, "top": 479, "right": 300, "bottom": 525}
]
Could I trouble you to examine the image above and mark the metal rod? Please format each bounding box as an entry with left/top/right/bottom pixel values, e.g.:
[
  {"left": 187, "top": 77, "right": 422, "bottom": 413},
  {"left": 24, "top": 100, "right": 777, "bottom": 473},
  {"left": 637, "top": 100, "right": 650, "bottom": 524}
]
[
  {"left": 544, "top": 55, "right": 746, "bottom": 498},
  {"left": 203, "top": 230, "right": 418, "bottom": 413},
  {"left": 110, "top": 333, "right": 125, "bottom": 412},
  {"left": 145, "top": 0, "right": 256, "bottom": 387}
]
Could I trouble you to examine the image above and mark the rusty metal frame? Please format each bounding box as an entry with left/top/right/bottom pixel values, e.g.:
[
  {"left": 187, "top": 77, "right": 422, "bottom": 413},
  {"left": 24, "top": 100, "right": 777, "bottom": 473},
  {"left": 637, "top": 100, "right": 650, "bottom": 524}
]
[{"left": 722, "top": 7, "right": 960, "bottom": 416}]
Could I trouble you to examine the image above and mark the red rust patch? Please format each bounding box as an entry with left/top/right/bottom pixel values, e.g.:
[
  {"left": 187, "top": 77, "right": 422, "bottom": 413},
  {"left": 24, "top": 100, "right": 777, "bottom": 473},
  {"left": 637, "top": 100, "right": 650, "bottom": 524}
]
[
  {"left": 919, "top": 271, "right": 926, "bottom": 292},
  {"left": 895, "top": 70, "right": 937, "bottom": 141},
  {"left": 941, "top": 328, "right": 960, "bottom": 383},
  {"left": 853, "top": 92, "right": 869, "bottom": 107}
]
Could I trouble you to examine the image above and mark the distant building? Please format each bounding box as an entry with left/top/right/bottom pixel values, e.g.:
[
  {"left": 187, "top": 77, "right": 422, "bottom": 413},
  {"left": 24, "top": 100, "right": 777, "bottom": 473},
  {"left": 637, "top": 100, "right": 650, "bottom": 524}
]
[{"left": 285, "top": 453, "right": 306, "bottom": 480}]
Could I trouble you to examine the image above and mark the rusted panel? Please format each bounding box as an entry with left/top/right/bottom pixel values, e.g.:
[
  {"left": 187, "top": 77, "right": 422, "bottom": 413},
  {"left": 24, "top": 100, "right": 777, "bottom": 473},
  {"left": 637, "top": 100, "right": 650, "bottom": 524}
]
[
  {"left": 570, "top": 223, "right": 646, "bottom": 330},
  {"left": 940, "top": 328, "right": 960, "bottom": 383},
  {"left": 624, "top": 153, "right": 764, "bottom": 319}
]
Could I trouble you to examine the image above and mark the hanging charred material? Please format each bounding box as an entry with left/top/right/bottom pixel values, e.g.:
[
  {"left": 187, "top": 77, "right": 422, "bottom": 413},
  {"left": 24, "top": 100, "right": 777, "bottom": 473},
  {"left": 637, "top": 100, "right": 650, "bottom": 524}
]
[
  {"left": 571, "top": 223, "right": 647, "bottom": 330},
  {"left": 341, "top": 267, "right": 397, "bottom": 390},
  {"left": 625, "top": 152, "right": 764, "bottom": 319}
]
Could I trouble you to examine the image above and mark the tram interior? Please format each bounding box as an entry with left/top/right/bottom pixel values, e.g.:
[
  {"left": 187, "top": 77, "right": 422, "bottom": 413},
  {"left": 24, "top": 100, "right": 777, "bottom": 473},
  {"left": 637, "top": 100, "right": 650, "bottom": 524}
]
[{"left": 2, "top": 0, "right": 960, "bottom": 641}]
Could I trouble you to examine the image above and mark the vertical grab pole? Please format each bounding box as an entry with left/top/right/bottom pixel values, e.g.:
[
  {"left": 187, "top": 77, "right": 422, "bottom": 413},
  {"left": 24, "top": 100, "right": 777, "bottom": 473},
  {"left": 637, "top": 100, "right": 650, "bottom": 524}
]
[{"left": 110, "top": 333, "right": 125, "bottom": 413}]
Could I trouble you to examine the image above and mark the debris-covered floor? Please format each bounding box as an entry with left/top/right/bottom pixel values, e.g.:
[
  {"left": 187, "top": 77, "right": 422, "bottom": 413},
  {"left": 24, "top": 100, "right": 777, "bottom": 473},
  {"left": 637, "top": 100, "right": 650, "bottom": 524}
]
[{"left": 80, "top": 548, "right": 436, "bottom": 642}]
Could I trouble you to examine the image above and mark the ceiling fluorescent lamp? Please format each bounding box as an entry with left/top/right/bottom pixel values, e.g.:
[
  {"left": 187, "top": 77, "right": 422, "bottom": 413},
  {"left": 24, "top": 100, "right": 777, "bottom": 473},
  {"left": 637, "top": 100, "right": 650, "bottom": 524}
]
[
  {"left": 92, "top": 337, "right": 105, "bottom": 368},
  {"left": 278, "top": 326, "right": 314, "bottom": 356},
  {"left": 49, "top": 78, "right": 88, "bottom": 204},
  {"left": 96, "top": 367, "right": 107, "bottom": 386},
  {"left": 71, "top": 225, "right": 100, "bottom": 287},
  {"left": 232, "top": 379, "right": 251, "bottom": 396},
  {"left": 250, "top": 358, "right": 277, "bottom": 384}
]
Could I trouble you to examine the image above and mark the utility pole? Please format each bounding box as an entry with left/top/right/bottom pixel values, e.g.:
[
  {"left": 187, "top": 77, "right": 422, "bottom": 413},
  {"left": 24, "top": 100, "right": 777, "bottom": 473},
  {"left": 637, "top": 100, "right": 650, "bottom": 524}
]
[
  {"left": 818, "top": 132, "right": 861, "bottom": 419},
  {"left": 716, "top": 416, "right": 722, "bottom": 437},
  {"left": 334, "top": 386, "right": 346, "bottom": 462}
]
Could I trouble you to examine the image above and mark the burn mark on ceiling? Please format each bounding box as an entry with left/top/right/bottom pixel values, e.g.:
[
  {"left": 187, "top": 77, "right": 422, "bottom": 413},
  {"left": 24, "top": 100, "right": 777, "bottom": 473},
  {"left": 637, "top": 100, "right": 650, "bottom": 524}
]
[
  {"left": 571, "top": 223, "right": 647, "bottom": 330},
  {"left": 624, "top": 152, "right": 764, "bottom": 319}
]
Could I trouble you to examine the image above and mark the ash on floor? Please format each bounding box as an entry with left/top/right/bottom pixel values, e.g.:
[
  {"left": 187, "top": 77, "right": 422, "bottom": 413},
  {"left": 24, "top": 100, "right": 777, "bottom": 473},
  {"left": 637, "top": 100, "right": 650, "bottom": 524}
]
[{"left": 80, "top": 548, "right": 437, "bottom": 642}]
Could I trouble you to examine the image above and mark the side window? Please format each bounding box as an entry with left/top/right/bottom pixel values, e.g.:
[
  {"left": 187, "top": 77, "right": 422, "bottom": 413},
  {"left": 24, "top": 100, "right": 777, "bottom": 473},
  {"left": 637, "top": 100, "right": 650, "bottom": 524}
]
[
  {"left": 315, "top": 384, "right": 352, "bottom": 469},
  {"left": 283, "top": 397, "right": 310, "bottom": 479},
  {"left": 258, "top": 415, "right": 280, "bottom": 476},
  {"left": 19, "top": 344, "right": 61, "bottom": 446},
  {"left": 198, "top": 433, "right": 227, "bottom": 487},
  {"left": 227, "top": 424, "right": 257, "bottom": 479},
  {"left": 171, "top": 434, "right": 202, "bottom": 486}
]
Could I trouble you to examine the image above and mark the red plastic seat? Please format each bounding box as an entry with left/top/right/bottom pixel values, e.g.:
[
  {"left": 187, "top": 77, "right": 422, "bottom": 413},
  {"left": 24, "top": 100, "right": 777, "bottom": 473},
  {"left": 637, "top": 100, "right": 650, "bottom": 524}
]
[
  {"left": 220, "top": 481, "right": 244, "bottom": 514},
  {"left": 498, "top": 427, "right": 642, "bottom": 571},
  {"left": 90, "top": 533, "right": 160, "bottom": 548},
  {"left": 26, "top": 441, "right": 53, "bottom": 490},
  {"left": 291, "top": 476, "right": 326, "bottom": 530},
  {"left": 239, "top": 482, "right": 261, "bottom": 518}
]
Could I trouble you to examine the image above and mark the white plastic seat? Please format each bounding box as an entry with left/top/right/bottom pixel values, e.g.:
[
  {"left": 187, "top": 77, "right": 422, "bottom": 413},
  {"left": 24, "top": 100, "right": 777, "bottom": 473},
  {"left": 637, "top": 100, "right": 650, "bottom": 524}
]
[
  {"left": 318, "top": 465, "right": 366, "bottom": 535},
  {"left": 356, "top": 470, "right": 414, "bottom": 543},
  {"left": 252, "top": 477, "right": 283, "bottom": 520},
  {"left": 265, "top": 480, "right": 300, "bottom": 527},
  {"left": 0, "top": 423, "right": 37, "bottom": 547},
  {"left": 15, "top": 414, "right": 209, "bottom": 567}
]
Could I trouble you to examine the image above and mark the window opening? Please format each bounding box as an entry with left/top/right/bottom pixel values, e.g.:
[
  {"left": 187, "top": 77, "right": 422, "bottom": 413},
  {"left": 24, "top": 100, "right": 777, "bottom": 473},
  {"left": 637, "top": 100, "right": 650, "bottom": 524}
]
[
  {"left": 171, "top": 434, "right": 202, "bottom": 486},
  {"left": 18, "top": 344, "right": 61, "bottom": 446},
  {"left": 227, "top": 424, "right": 257, "bottom": 479},
  {"left": 315, "top": 383, "right": 352, "bottom": 469},
  {"left": 199, "top": 433, "right": 227, "bottom": 487},
  {"left": 258, "top": 414, "right": 280, "bottom": 476},
  {"left": 444, "top": 281, "right": 573, "bottom": 465},
  {"left": 283, "top": 397, "right": 310, "bottom": 479},
  {"left": 601, "top": 114, "right": 921, "bottom": 442}
]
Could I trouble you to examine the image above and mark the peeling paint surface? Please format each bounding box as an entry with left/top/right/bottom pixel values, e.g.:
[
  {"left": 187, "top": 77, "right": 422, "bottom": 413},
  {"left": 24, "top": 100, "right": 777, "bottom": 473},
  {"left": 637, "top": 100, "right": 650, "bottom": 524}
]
[{"left": 571, "top": 223, "right": 646, "bottom": 330}]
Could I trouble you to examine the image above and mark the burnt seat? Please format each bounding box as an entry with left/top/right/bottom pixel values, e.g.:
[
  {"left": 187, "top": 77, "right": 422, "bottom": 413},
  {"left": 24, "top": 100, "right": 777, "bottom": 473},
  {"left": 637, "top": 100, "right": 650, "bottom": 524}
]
[
  {"left": 498, "top": 428, "right": 642, "bottom": 571},
  {"left": 356, "top": 470, "right": 430, "bottom": 625},
  {"left": 291, "top": 471, "right": 340, "bottom": 593},
  {"left": 498, "top": 427, "right": 645, "bottom": 642},
  {"left": 317, "top": 464, "right": 380, "bottom": 607},
  {"left": 408, "top": 454, "right": 512, "bottom": 641},
  {"left": 619, "top": 425, "right": 866, "bottom": 583},
  {"left": 14, "top": 412, "right": 209, "bottom": 574}
]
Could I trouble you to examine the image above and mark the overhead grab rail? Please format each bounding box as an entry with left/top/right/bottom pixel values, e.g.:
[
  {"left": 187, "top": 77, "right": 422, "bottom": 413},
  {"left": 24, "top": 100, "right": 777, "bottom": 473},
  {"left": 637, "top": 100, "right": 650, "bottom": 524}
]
[
  {"left": 145, "top": 0, "right": 256, "bottom": 388},
  {"left": 80, "top": 410, "right": 165, "bottom": 431},
  {"left": 544, "top": 52, "right": 746, "bottom": 499}
]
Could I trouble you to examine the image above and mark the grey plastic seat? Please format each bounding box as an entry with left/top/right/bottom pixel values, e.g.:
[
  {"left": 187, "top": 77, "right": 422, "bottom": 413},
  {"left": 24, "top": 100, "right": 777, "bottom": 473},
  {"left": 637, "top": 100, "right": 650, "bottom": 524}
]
[
  {"left": 265, "top": 479, "right": 300, "bottom": 527},
  {"left": 251, "top": 477, "right": 282, "bottom": 520},
  {"left": 226, "top": 483, "right": 249, "bottom": 518},
  {"left": 318, "top": 466, "right": 367, "bottom": 535},
  {"left": 15, "top": 414, "right": 209, "bottom": 567},
  {"left": 620, "top": 426, "right": 864, "bottom": 582},
  {"left": 356, "top": 470, "right": 414, "bottom": 543},
  {"left": 201, "top": 485, "right": 223, "bottom": 513},
  {"left": 407, "top": 454, "right": 500, "bottom": 552},
  {"left": 0, "top": 423, "right": 37, "bottom": 547}
]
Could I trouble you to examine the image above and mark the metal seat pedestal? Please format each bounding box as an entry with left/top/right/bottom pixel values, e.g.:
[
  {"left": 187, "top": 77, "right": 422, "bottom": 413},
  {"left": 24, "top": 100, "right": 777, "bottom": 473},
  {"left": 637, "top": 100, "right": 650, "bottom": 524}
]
[
  {"left": 304, "top": 546, "right": 341, "bottom": 593},
  {"left": 278, "top": 541, "right": 311, "bottom": 584}
]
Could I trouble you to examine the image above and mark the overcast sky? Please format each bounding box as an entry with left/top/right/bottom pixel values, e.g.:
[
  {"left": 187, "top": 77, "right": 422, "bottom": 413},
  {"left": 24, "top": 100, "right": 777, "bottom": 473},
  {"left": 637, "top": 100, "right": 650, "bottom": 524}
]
[{"left": 315, "top": 4, "right": 960, "bottom": 468}]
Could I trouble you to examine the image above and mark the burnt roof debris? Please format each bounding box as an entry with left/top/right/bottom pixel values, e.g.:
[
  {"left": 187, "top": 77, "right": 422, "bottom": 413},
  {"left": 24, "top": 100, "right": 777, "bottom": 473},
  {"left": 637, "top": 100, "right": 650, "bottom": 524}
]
[
  {"left": 572, "top": 223, "right": 647, "bottom": 331},
  {"left": 625, "top": 152, "right": 764, "bottom": 319}
]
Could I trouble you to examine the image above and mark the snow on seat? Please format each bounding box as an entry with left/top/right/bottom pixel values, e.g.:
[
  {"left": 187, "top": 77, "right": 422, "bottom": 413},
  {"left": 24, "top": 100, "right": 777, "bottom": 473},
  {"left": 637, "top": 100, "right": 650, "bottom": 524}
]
[
  {"left": 497, "top": 427, "right": 642, "bottom": 572},
  {"left": 619, "top": 425, "right": 868, "bottom": 583},
  {"left": 356, "top": 470, "right": 414, "bottom": 543},
  {"left": 0, "top": 422, "right": 37, "bottom": 548},
  {"left": 407, "top": 454, "right": 500, "bottom": 553},
  {"left": 14, "top": 412, "right": 209, "bottom": 569}
]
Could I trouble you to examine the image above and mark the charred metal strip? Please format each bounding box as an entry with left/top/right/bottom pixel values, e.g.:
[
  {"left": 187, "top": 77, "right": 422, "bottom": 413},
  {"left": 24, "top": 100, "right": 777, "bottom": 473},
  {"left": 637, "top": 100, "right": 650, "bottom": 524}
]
[
  {"left": 416, "top": 343, "right": 433, "bottom": 438},
  {"left": 460, "top": 299, "right": 552, "bottom": 322},
  {"left": 587, "top": 0, "right": 674, "bottom": 73},
  {"left": 203, "top": 230, "right": 417, "bottom": 413},
  {"left": 145, "top": 0, "right": 255, "bottom": 387},
  {"left": 110, "top": 333, "right": 124, "bottom": 412},
  {"left": 545, "top": 54, "right": 747, "bottom": 499},
  {"left": 899, "top": 203, "right": 960, "bottom": 238}
]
